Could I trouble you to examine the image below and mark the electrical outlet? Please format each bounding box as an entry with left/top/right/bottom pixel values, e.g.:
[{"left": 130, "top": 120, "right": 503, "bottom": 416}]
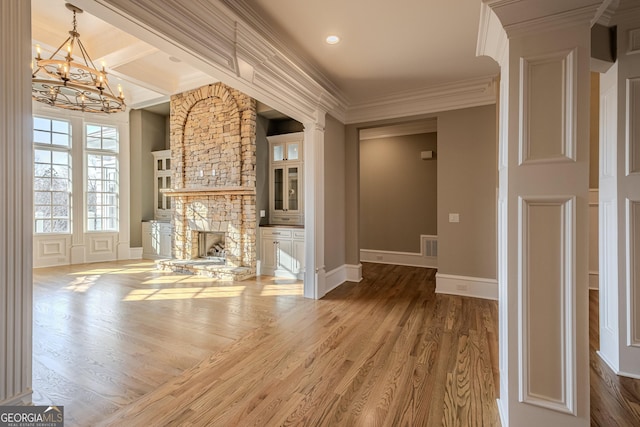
[{"left": 449, "top": 213, "right": 460, "bottom": 223}]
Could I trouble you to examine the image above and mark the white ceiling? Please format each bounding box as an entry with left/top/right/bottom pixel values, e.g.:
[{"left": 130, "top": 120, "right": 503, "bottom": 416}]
[
  {"left": 240, "top": 0, "right": 500, "bottom": 104},
  {"left": 31, "top": 0, "right": 499, "bottom": 112}
]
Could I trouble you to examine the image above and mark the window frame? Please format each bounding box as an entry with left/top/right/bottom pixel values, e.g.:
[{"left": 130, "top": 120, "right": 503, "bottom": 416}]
[
  {"left": 32, "top": 115, "right": 73, "bottom": 235},
  {"left": 85, "top": 123, "right": 120, "bottom": 233}
]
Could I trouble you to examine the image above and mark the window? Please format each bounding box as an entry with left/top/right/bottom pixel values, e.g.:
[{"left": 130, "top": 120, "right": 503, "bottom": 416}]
[
  {"left": 86, "top": 124, "right": 119, "bottom": 231},
  {"left": 33, "top": 117, "right": 72, "bottom": 233}
]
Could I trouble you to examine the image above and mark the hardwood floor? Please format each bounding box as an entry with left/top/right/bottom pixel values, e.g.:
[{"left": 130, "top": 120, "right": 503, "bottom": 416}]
[{"left": 32, "top": 262, "right": 639, "bottom": 426}]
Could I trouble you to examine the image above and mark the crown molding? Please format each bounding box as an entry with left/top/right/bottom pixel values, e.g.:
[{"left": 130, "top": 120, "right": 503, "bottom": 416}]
[
  {"left": 484, "top": 0, "right": 602, "bottom": 38},
  {"left": 477, "top": 2, "right": 509, "bottom": 66},
  {"left": 359, "top": 119, "right": 438, "bottom": 140},
  {"left": 221, "top": 0, "right": 349, "bottom": 106},
  {"left": 345, "top": 76, "right": 498, "bottom": 125},
  {"left": 70, "top": 0, "right": 347, "bottom": 124}
]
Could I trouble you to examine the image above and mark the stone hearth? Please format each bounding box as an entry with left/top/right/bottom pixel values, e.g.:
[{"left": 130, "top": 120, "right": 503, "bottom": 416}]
[{"left": 157, "top": 83, "right": 257, "bottom": 281}]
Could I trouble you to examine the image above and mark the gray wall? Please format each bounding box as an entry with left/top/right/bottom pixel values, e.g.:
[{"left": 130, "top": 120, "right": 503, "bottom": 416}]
[
  {"left": 324, "top": 114, "right": 346, "bottom": 272},
  {"left": 437, "top": 105, "right": 496, "bottom": 279},
  {"left": 256, "top": 115, "right": 270, "bottom": 227},
  {"left": 345, "top": 104, "right": 497, "bottom": 280},
  {"left": 359, "top": 132, "right": 437, "bottom": 252},
  {"left": 129, "top": 109, "right": 168, "bottom": 247}
]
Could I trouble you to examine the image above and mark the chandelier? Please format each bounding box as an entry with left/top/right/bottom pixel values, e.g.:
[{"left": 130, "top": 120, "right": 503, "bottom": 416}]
[{"left": 31, "top": 3, "right": 125, "bottom": 114}]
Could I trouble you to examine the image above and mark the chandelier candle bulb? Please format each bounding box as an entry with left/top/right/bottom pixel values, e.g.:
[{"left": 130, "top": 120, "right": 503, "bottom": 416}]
[{"left": 35, "top": 44, "right": 41, "bottom": 58}]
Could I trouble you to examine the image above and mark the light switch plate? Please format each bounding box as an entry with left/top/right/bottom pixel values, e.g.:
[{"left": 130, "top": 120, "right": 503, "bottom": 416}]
[
  {"left": 449, "top": 213, "right": 460, "bottom": 223},
  {"left": 260, "top": 210, "right": 266, "bottom": 218}
]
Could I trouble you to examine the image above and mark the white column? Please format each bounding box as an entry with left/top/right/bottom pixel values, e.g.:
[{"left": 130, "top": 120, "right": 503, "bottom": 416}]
[
  {"left": 479, "top": 1, "right": 598, "bottom": 425},
  {"left": 0, "top": 0, "right": 33, "bottom": 405},
  {"left": 303, "top": 113, "right": 326, "bottom": 299},
  {"left": 598, "top": 0, "right": 640, "bottom": 378}
]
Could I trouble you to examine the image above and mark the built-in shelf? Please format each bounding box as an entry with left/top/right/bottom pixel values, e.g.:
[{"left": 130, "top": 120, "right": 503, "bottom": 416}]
[{"left": 162, "top": 186, "right": 256, "bottom": 197}]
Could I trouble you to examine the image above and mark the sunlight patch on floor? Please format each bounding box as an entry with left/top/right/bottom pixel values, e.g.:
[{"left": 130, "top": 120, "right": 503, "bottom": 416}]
[
  {"left": 123, "top": 285, "right": 247, "bottom": 301},
  {"left": 260, "top": 284, "right": 303, "bottom": 296},
  {"left": 63, "top": 275, "right": 99, "bottom": 293}
]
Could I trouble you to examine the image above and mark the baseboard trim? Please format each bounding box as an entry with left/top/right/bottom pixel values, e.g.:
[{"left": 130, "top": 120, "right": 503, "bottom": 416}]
[
  {"left": 597, "top": 351, "right": 640, "bottom": 379},
  {"left": 589, "top": 271, "right": 599, "bottom": 290},
  {"left": 130, "top": 247, "right": 143, "bottom": 259},
  {"left": 0, "top": 389, "right": 33, "bottom": 406},
  {"left": 325, "top": 264, "right": 363, "bottom": 296},
  {"left": 435, "top": 273, "right": 498, "bottom": 300},
  {"left": 360, "top": 249, "right": 437, "bottom": 268}
]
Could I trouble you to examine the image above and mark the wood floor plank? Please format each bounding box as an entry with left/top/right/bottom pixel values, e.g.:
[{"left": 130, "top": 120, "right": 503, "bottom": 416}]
[{"left": 31, "top": 261, "right": 640, "bottom": 426}]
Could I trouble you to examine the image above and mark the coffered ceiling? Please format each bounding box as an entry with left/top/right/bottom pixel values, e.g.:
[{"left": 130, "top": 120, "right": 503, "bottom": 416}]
[{"left": 31, "top": 0, "right": 500, "bottom": 112}]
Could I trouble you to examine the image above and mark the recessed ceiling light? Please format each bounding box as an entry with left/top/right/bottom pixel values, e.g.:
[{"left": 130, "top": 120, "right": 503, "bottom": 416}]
[
  {"left": 169, "top": 56, "right": 182, "bottom": 63},
  {"left": 325, "top": 35, "right": 340, "bottom": 45}
]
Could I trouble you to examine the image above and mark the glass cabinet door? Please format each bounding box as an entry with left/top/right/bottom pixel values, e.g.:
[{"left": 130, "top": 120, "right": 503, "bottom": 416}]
[
  {"left": 272, "top": 144, "right": 284, "bottom": 162},
  {"left": 273, "top": 167, "right": 284, "bottom": 210},
  {"left": 287, "top": 166, "right": 298, "bottom": 211},
  {"left": 287, "top": 143, "right": 299, "bottom": 161}
]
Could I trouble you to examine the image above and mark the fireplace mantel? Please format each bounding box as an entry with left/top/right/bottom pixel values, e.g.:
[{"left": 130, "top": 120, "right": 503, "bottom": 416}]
[{"left": 162, "top": 186, "right": 256, "bottom": 197}]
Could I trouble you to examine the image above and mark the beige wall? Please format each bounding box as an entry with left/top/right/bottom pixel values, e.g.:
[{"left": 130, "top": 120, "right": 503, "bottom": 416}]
[
  {"left": 359, "top": 132, "right": 437, "bottom": 252},
  {"left": 129, "top": 109, "right": 168, "bottom": 247},
  {"left": 324, "top": 114, "right": 346, "bottom": 271},
  {"left": 437, "top": 105, "right": 497, "bottom": 279}
]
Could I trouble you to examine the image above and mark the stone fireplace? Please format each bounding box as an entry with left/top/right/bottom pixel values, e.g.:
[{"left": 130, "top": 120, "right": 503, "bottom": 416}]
[{"left": 158, "top": 83, "right": 257, "bottom": 281}]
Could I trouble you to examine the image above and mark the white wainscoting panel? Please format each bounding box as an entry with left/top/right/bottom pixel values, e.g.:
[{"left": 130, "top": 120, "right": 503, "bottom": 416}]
[
  {"left": 519, "top": 49, "right": 576, "bottom": 164},
  {"left": 86, "top": 233, "right": 117, "bottom": 263},
  {"left": 629, "top": 200, "right": 640, "bottom": 347},
  {"left": 589, "top": 189, "right": 599, "bottom": 290},
  {"left": 435, "top": 273, "right": 498, "bottom": 300},
  {"left": 628, "top": 78, "right": 640, "bottom": 174},
  {"left": 34, "top": 235, "right": 71, "bottom": 268},
  {"left": 519, "top": 196, "right": 575, "bottom": 415}
]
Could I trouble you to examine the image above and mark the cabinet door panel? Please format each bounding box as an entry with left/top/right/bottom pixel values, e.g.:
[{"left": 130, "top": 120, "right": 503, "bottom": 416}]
[
  {"left": 277, "top": 239, "right": 293, "bottom": 272},
  {"left": 273, "top": 167, "right": 284, "bottom": 210},
  {"left": 287, "top": 166, "right": 299, "bottom": 211},
  {"left": 293, "top": 239, "right": 305, "bottom": 273},
  {"left": 287, "top": 142, "right": 299, "bottom": 161},
  {"left": 261, "top": 237, "right": 277, "bottom": 270}
]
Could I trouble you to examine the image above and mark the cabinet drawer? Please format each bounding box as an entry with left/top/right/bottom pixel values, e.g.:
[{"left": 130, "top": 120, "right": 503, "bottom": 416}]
[
  {"left": 293, "top": 230, "right": 305, "bottom": 240},
  {"left": 261, "top": 228, "right": 292, "bottom": 238}
]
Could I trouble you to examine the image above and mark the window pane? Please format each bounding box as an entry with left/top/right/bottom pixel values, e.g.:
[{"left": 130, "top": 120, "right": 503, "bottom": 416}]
[
  {"left": 53, "top": 205, "right": 69, "bottom": 217},
  {"left": 273, "top": 144, "right": 284, "bottom": 162},
  {"left": 52, "top": 220, "right": 69, "bottom": 233},
  {"left": 34, "top": 205, "right": 50, "bottom": 218},
  {"left": 51, "top": 132, "right": 70, "bottom": 147},
  {"left": 34, "top": 177, "right": 50, "bottom": 191},
  {"left": 35, "top": 192, "right": 51, "bottom": 205},
  {"left": 52, "top": 151, "right": 69, "bottom": 165},
  {"left": 287, "top": 143, "right": 299, "bottom": 161},
  {"left": 86, "top": 124, "right": 101, "bottom": 138},
  {"left": 52, "top": 192, "right": 69, "bottom": 205},
  {"left": 87, "top": 136, "right": 101, "bottom": 149},
  {"left": 33, "top": 117, "right": 50, "bottom": 131},
  {"left": 102, "top": 138, "right": 117, "bottom": 151},
  {"left": 51, "top": 120, "right": 69, "bottom": 134},
  {"left": 52, "top": 165, "right": 69, "bottom": 179},
  {"left": 34, "top": 149, "right": 51, "bottom": 163},
  {"left": 34, "top": 164, "right": 52, "bottom": 178},
  {"left": 34, "top": 130, "right": 51, "bottom": 144},
  {"left": 51, "top": 178, "right": 68, "bottom": 191}
]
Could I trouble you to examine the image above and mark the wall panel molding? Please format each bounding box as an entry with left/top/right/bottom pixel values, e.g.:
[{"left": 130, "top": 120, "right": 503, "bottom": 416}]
[
  {"left": 627, "top": 78, "right": 640, "bottom": 174},
  {"left": 518, "top": 196, "right": 576, "bottom": 415},
  {"left": 628, "top": 199, "right": 640, "bottom": 347},
  {"left": 0, "top": 0, "right": 32, "bottom": 405},
  {"left": 519, "top": 49, "right": 577, "bottom": 164}
]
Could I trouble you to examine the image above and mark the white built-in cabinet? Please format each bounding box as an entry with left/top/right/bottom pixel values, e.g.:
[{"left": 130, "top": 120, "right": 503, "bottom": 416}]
[
  {"left": 260, "top": 227, "right": 305, "bottom": 279},
  {"left": 142, "top": 220, "right": 171, "bottom": 259},
  {"left": 152, "top": 149, "right": 172, "bottom": 220},
  {"left": 142, "top": 149, "right": 172, "bottom": 259},
  {"left": 267, "top": 133, "right": 303, "bottom": 225}
]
